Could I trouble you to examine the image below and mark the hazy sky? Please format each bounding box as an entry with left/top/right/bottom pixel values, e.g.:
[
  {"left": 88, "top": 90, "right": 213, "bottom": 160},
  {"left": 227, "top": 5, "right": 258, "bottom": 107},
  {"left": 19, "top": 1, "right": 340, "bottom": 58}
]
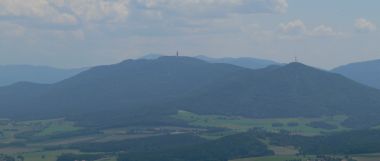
[{"left": 0, "top": 0, "right": 379, "bottom": 69}]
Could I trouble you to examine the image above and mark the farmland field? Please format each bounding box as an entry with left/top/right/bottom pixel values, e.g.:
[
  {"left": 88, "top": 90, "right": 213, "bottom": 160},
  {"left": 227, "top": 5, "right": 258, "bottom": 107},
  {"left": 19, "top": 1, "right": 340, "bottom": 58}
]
[
  {"left": 0, "top": 114, "right": 371, "bottom": 161},
  {"left": 173, "top": 110, "right": 350, "bottom": 136},
  {"left": 232, "top": 154, "right": 380, "bottom": 161},
  {"left": 231, "top": 155, "right": 315, "bottom": 161}
]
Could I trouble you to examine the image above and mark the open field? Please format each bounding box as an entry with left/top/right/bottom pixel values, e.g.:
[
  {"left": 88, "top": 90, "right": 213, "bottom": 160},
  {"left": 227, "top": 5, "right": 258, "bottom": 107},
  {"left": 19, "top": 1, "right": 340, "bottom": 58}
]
[
  {"left": 35, "top": 120, "right": 81, "bottom": 136},
  {"left": 17, "top": 149, "right": 79, "bottom": 161},
  {"left": 231, "top": 155, "right": 315, "bottom": 161},
  {"left": 0, "top": 118, "right": 213, "bottom": 160},
  {"left": 232, "top": 154, "right": 380, "bottom": 161},
  {"left": 173, "top": 110, "right": 350, "bottom": 136},
  {"left": 0, "top": 118, "right": 82, "bottom": 144},
  {"left": 352, "top": 153, "right": 380, "bottom": 161},
  {"left": 0, "top": 116, "right": 375, "bottom": 161}
]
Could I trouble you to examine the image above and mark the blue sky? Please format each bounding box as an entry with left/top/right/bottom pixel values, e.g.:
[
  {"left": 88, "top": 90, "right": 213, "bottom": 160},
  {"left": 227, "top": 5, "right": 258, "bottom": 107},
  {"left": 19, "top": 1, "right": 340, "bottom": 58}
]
[{"left": 0, "top": 0, "right": 379, "bottom": 69}]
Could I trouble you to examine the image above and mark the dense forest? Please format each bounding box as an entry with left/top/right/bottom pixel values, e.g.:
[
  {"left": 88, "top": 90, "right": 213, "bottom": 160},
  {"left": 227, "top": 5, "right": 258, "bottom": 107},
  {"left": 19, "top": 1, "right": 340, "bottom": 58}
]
[{"left": 50, "top": 129, "right": 380, "bottom": 161}]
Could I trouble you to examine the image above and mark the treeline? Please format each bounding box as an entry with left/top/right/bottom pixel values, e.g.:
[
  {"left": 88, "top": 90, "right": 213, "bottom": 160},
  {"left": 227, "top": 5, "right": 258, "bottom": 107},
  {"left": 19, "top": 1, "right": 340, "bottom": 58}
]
[
  {"left": 0, "top": 154, "right": 15, "bottom": 161},
  {"left": 70, "top": 134, "right": 207, "bottom": 153},
  {"left": 68, "top": 132, "right": 273, "bottom": 161},
  {"left": 261, "top": 129, "right": 380, "bottom": 155},
  {"left": 15, "top": 129, "right": 100, "bottom": 142},
  {"left": 118, "top": 132, "right": 273, "bottom": 161},
  {"left": 63, "top": 128, "right": 380, "bottom": 161},
  {"left": 300, "top": 130, "right": 380, "bottom": 154},
  {"left": 56, "top": 154, "right": 104, "bottom": 161}
]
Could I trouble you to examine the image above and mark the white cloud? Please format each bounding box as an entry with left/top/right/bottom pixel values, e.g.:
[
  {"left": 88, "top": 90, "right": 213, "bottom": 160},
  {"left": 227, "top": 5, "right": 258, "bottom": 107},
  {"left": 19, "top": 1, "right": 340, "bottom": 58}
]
[
  {"left": 49, "top": 29, "right": 85, "bottom": 40},
  {"left": 279, "top": 20, "right": 341, "bottom": 38},
  {"left": 0, "top": 22, "right": 25, "bottom": 37},
  {"left": 279, "top": 19, "right": 306, "bottom": 35},
  {"left": 135, "top": 0, "right": 288, "bottom": 18},
  {"left": 0, "top": 0, "right": 287, "bottom": 26},
  {"left": 0, "top": 0, "right": 288, "bottom": 39},
  {"left": 58, "top": 0, "right": 129, "bottom": 23},
  {"left": 310, "top": 25, "right": 340, "bottom": 37},
  {"left": 355, "top": 18, "right": 377, "bottom": 33},
  {"left": 51, "top": 13, "right": 78, "bottom": 25},
  {"left": 0, "top": 0, "right": 130, "bottom": 25}
]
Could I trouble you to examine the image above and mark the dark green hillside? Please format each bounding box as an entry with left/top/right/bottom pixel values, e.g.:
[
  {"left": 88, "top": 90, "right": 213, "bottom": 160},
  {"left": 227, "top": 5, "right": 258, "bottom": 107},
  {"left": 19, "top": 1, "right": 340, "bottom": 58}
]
[
  {"left": 0, "top": 57, "right": 247, "bottom": 123},
  {"left": 47, "top": 56, "right": 244, "bottom": 111},
  {"left": 0, "top": 82, "right": 51, "bottom": 118}
]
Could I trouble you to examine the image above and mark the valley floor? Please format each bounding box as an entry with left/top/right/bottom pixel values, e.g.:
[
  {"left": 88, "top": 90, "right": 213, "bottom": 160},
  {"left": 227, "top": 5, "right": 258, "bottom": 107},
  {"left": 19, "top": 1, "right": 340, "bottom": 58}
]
[{"left": 0, "top": 111, "right": 378, "bottom": 161}]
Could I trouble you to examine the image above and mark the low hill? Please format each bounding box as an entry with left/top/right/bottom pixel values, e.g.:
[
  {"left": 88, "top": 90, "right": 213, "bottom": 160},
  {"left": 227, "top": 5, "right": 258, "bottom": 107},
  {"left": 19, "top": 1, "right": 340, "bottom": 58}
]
[
  {"left": 0, "top": 65, "right": 87, "bottom": 86},
  {"left": 332, "top": 59, "right": 380, "bottom": 89},
  {"left": 0, "top": 57, "right": 379, "bottom": 128}
]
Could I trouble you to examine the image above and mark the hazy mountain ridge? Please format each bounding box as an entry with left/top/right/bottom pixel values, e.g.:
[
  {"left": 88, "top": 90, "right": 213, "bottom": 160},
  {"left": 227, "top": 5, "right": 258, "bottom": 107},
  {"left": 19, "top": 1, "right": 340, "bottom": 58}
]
[
  {"left": 332, "top": 59, "right": 380, "bottom": 89},
  {"left": 195, "top": 55, "right": 279, "bottom": 69},
  {"left": 140, "top": 54, "right": 279, "bottom": 69},
  {"left": 0, "top": 65, "right": 88, "bottom": 86}
]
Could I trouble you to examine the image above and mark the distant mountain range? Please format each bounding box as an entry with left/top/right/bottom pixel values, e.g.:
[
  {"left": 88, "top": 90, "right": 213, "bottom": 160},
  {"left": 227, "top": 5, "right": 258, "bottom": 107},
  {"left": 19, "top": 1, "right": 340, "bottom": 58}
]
[
  {"left": 332, "top": 59, "right": 380, "bottom": 89},
  {"left": 140, "top": 54, "right": 279, "bottom": 69},
  {"left": 1, "top": 56, "right": 380, "bottom": 128},
  {"left": 195, "top": 55, "right": 279, "bottom": 69},
  {"left": 0, "top": 65, "right": 88, "bottom": 86}
]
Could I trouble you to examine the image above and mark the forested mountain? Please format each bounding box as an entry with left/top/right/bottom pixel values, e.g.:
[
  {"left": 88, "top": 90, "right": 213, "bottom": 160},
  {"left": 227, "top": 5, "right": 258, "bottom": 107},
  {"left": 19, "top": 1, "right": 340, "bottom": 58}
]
[
  {"left": 176, "top": 62, "right": 380, "bottom": 128},
  {"left": 332, "top": 59, "right": 380, "bottom": 89},
  {"left": 0, "top": 56, "right": 380, "bottom": 128},
  {"left": 0, "top": 65, "right": 87, "bottom": 86}
]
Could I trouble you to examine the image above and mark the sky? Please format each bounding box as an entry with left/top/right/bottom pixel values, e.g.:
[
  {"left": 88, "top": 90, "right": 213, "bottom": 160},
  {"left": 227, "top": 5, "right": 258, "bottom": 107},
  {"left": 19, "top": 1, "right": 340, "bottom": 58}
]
[{"left": 0, "top": 0, "right": 379, "bottom": 69}]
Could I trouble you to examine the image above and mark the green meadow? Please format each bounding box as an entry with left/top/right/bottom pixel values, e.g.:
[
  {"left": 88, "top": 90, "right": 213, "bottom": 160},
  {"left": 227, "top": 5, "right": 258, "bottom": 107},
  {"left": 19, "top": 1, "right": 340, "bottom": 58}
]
[{"left": 174, "top": 110, "right": 349, "bottom": 136}]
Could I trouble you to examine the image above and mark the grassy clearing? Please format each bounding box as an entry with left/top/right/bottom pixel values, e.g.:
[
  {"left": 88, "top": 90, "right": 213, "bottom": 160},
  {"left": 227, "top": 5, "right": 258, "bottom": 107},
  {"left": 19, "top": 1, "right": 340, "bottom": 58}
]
[
  {"left": 96, "top": 156, "right": 118, "bottom": 161},
  {"left": 0, "top": 118, "right": 82, "bottom": 145},
  {"left": 233, "top": 154, "right": 380, "bottom": 161},
  {"left": 267, "top": 145, "right": 298, "bottom": 156},
  {"left": 173, "top": 110, "right": 349, "bottom": 136},
  {"left": 35, "top": 120, "right": 81, "bottom": 136},
  {"left": 20, "top": 118, "right": 81, "bottom": 136},
  {"left": 352, "top": 153, "right": 380, "bottom": 161}
]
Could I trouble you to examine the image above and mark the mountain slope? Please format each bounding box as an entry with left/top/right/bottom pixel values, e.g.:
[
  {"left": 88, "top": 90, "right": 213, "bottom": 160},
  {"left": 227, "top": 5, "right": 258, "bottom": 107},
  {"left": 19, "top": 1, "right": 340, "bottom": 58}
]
[
  {"left": 196, "top": 55, "right": 278, "bottom": 69},
  {"left": 0, "top": 57, "right": 246, "bottom": 125},
  {"left": 0, "top": 57, "right": 380, "bottom": 128},
  {"left": 332, "top": 59, "right": 380, "bottom": 89},
  {"left": 177, "top": 62, "right": 380, "bottom": 128},
  {"left": 0, "top": 65, "right": 87, "bottom": 86}
]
